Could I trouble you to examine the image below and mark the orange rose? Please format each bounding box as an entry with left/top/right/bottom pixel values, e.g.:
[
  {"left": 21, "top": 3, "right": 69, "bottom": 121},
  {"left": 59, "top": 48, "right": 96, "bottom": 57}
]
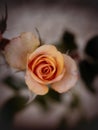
[{"left": 25, "top": 45, "right": 78, "bottom": 95}]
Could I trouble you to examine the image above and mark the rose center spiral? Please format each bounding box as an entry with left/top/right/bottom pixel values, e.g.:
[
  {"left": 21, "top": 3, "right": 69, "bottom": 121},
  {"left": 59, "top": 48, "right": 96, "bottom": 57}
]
[{"left": 28, "top": 54, "right": 57, "bottom": 81}]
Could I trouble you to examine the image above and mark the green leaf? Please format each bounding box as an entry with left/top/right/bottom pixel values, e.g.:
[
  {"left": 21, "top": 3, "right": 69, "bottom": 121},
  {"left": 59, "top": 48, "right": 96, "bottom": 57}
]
[
  {"left": 47, "top": 88, "right": 61, "bottom": 102},
  {"left": 55, "top": 30, "right": 78, "bottom": 53},
  {"left": 85, "top": 36, "right": 98, "bottom": 62},
  {"left": 79, "top": 60, "right": 96, "bottom": 93}
]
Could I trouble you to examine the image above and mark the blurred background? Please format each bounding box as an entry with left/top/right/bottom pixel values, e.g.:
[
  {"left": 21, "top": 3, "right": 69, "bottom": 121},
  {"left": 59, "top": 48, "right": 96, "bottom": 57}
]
[{"left": 0, "top": 0, "right": 98, "bottom": 130}]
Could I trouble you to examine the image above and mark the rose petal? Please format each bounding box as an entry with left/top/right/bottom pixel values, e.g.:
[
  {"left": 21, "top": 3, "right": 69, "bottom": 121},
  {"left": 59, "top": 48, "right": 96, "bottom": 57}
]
[
  {"left": 25, "top": 71, "right": 49, "bottom": 95},
  {"left": 28, "top": 54, "right": 57, "bottom": 83},
  {"left": 51, "top": 54, "right": 78, "bottom": 93},
  {"left": 4, "top": 32, "right": 40, "bottom": 70},
  {"left": 28, "top": 45, "right": 64, "bottom": 76}
]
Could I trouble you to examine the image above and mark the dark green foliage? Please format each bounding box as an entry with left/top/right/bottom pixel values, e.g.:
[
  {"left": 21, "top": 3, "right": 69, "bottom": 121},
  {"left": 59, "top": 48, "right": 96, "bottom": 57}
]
[
  {"left": 61, "top": 31, "right": 77, "bottom": 51},
  {"left": 0, "top": 96, "right": 26, "bottom": 130},
  {"left": 47, "top": 88, "right": 61, "bottom": 102},
  {"left": 85, "top": 36, "right": 98, "bottom": 61},
  {"left": 35, "top": 95, "right": 49, "bottom": 110},
  {"left": 79, "top": 60, "right": 97, "bottom": 93},
  {"left": 56, "top": 30, "right": 77, "bottom": 53},
  {"left": 79, "top": 35, "right": 98, "bottom": 94},
  {"left": 0, "top": 38, "right": 9, "bottom": 51},
  {"left": 0, "top": 4, "right": 8, "bottom": 34},
  {"left": 3, "top": 75, "right": 27, "bottom": 91},
  {"left": 35, "top": 88, "right": 61, "bottom": 110}
]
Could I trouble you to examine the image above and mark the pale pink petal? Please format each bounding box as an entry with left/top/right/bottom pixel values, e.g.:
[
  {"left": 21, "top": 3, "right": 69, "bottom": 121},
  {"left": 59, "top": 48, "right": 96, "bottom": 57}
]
[
  {"left": 51, "top": 54, "right": 78, "bottom": 93},
  {"left": 4, "top": 32, "right": 40, "bottom": 70},
  {"left": 25, "top": 71, "right": 49, "bottom": 95}
]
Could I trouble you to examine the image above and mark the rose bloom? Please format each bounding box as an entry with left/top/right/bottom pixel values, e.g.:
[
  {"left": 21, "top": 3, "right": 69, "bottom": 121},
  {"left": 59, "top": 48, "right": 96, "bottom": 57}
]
[
  {"left": 4, "top": 32, "right": 78, "bottom": 95},
  {"left": 25, "top": 45, "right": 78, "bottom": 95}
]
